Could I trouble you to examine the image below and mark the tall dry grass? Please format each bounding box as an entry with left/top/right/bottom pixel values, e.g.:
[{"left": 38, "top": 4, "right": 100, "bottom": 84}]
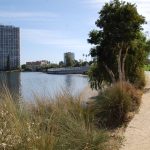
[{"left": 0, "top": 89, "right": 108, "bottom": 150}]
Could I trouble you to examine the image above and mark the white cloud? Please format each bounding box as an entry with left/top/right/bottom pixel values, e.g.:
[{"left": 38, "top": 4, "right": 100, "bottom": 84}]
[
  {"left": 21, "top": 28, "right": 91, "bottom": 49},
  {"left": 84, "top": 0, "right": 104, "bottom": 4},
  {"left": 81, "top": 0, "right": 106, "bottom": 9},
  {"left": 0, "top": 11, "right": 58, "bottom": 19}
]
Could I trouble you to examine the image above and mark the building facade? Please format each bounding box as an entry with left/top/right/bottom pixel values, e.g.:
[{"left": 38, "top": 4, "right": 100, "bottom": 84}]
[
  {"left": 0, "top": 25, "right": 20, "bottom": 70},
  {"left": 64, "top": 52, "right": 75, "bottom": 65},
  {"left": 26, "top": 60, "right": 50, "bottom": 71}
]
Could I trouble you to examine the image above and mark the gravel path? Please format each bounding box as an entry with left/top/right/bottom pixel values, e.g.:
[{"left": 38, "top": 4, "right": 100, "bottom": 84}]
[{"left": 121, "top": 72, "right": 150, "bottom": 150}]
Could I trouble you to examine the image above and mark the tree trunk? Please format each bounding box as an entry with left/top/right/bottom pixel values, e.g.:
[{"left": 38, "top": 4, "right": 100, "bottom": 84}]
[
  {"left": 103, "top": 62, "right": 116, "bottom": 83},
  {"left": 117, "top": 43, "right": 123, "bottom": 82},
  {"left": 118, "top": 46, "right": 122, "bottom": 82},
  {"left": 122, "top": 47, "right": 129, "bottom": 81}
]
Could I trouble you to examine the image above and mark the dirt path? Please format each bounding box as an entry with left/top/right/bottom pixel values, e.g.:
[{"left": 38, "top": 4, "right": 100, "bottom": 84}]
[{"left": 121, "top": 72, "right": 150, "bottom": 150}]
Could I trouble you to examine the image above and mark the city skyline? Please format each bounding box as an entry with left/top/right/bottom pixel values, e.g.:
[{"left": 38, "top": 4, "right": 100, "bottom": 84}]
[{"left": 0, "top": 0, "right": 150, "bottom": 64}]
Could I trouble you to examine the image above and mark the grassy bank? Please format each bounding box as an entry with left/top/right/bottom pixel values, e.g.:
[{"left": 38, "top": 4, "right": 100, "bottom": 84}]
[
  {"left": 0, "top": 82, "right": 142, "bottom": 150},
  {"left": 0, "top": 90, "right": 109, "bottom": 150}
]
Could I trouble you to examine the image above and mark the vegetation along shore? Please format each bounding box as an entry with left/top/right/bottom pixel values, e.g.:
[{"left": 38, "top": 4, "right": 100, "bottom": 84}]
[{"left": 1, "top": 0, "right": 150, "bottom": 149}]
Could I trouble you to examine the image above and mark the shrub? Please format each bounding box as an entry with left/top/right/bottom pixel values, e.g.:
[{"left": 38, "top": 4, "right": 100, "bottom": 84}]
[
  {"left": 92, "top": 82, "right": 142, "bottom": 128},
  {"left": 133, "top": 68, "right": 146, "bottom": 89}
]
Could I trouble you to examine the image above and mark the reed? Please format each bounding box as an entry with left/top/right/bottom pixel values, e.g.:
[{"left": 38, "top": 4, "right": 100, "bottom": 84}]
[{"left": 0, "top": 89, "right": 108, "bottom": 150}]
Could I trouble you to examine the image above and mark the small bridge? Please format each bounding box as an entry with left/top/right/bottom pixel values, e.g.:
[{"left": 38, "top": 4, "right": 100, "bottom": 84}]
[{"left": 47, "top": 66, "right": 89, "bottom": 74}]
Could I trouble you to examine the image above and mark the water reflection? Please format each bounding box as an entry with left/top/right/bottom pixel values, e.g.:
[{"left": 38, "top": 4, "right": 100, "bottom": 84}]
[
  {"left": 65, "top": 75, "right": 72, "bottom": 90},
  {"left": 0, "top": 72, "right": 21, "bottom": 100},
  {"left": 0, "top": 72, "right": 89, "bottom": 101}
]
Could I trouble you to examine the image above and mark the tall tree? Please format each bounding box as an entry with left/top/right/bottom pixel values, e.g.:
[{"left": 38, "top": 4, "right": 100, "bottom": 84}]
[{"left": 88, "top": 0, "right": 147, "bottom": 89}]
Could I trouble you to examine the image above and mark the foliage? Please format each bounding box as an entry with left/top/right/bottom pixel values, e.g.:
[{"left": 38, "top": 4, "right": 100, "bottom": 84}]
[
  {"left": 21, "top": 64, "right": 32, "bottom": 71},
  {"left": 125, "top": 33, "right": 150, "bottom": 88},
  {"left": 135, "top": 68, "right": 146, "bottom": 89},
  {"left": 21, "top": 64, "right": 26, "bottom": 70},
  {"left": 73, "top": 60, "right": 80, "bottom": 67},
  {"left": 88, "top": 63, "right": 110, "bottom": 90},
  {"left": 47, "top": 63, "right": 59, "bottom": 68},
  {"left": 58, "top": 61, "right": 64, "bottom": 67},
  {"left": 88, "top": 0, "right": 147, "bottom": 89},
  {"left": 0, "top": 90, "right": 109, "bottom": 150},
  {"left": 144, "top": 64, "right": 150, "bottom": 71},
  {"left": 91, "top": 82, "right": 142, "bottom": 128}
]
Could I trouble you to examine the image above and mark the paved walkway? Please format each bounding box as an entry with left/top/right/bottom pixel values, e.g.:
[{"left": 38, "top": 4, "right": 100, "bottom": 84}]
[{"left": 121, "top": 72, "right": 150, "bottom": 150}]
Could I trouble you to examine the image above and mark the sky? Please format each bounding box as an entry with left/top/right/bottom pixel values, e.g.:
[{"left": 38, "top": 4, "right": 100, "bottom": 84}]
[{"left": 0, "top": 0, "right": 150, "bottom": 64}]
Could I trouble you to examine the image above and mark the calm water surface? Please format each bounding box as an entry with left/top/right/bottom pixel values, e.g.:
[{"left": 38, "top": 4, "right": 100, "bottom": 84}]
[{"left": 0, "top": 72, "right": 89, "bottom": 101}]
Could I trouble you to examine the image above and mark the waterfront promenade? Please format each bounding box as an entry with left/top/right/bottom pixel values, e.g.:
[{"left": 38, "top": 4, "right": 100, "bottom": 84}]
[{"left": 47, "top": 66, "right": 89, "bottom": 74}]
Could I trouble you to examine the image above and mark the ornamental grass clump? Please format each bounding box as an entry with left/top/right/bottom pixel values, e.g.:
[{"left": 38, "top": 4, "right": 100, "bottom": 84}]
[{"left": 92, "top": 82, "right": 142, "bottom": 128}]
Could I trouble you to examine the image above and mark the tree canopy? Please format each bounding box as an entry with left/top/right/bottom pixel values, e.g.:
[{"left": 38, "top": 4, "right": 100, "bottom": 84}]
[{"left": 88, "top": 0, "right": 149, "bottom": 89}]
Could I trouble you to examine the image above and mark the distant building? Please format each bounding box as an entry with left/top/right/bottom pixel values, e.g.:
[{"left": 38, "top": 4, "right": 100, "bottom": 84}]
[
  {"left": 26, "top": 60, "right": 50, "bottom": 70},
  {"left": 0, "top": 25, "right": 20, "bottom": 70},
  {"left": 64, "top": 52, "right": 75, "bottom": 65}
]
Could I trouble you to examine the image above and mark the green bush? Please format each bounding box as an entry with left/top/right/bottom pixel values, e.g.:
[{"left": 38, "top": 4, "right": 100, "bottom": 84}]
[
  {"left": 133, "top": 68, "right": 146, "bottom": 89},
  {"left": 92, "top": 82, "right": 142, "bottom": 128},
  {"left": 144, "top": 65, "right": 150, "bottom": 71}
]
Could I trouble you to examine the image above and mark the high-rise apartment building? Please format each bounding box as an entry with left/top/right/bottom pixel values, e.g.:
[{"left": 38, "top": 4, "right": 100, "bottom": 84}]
[
  {"left": 64, "top": 52, "right": 75, "bottom": 65},
  {"left": 0, "top": 25, "right": 20, "bottom": 70}
]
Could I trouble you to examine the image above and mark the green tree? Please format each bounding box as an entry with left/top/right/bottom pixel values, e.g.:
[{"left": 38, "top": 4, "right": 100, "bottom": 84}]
[
  {"left": 59, "top": 61, "right": 64, "bottom": 67},
  {"left": 21, "top": 64, "right": 26, "bottom": 70},
  {"left": 88, "top": 0, "right": 147, "bottom": 89},
  {"left": 73, "top": 60, "right": 80, "bottom": 67},
  {"left": 125, "top": 33, "right": 150, "bottom": 88}
]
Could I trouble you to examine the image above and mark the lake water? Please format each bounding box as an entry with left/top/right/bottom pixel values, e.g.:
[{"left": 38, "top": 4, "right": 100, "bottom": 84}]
[{"left": 0, "top": 72, "right": 89, "bottom": 101}]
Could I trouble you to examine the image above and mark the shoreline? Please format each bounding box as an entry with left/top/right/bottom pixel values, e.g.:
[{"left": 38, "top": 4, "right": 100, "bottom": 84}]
[{"left": 79, "top": 85, "right": 98, "bottom": 102}]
